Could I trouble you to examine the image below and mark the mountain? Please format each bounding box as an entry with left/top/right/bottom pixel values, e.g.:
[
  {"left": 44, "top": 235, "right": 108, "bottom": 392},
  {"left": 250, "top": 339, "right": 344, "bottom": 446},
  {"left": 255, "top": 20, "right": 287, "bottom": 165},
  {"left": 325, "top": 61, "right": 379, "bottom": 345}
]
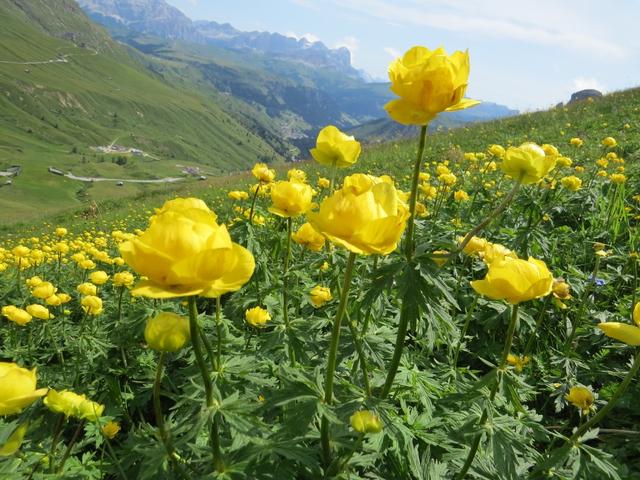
[
  {"left": 0, "top": 0, "right": 283, "bottom": 221},
  {"left": 349, "top": 102, "right": 519, "bottom": 143}
]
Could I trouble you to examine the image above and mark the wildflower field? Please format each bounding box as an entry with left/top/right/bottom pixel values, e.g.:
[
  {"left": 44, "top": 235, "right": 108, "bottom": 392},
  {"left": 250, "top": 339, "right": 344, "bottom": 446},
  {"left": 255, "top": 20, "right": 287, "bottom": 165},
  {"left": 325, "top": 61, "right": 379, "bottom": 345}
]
[{"left": 1, "top": 46, "right": 639, "bottom": 479}]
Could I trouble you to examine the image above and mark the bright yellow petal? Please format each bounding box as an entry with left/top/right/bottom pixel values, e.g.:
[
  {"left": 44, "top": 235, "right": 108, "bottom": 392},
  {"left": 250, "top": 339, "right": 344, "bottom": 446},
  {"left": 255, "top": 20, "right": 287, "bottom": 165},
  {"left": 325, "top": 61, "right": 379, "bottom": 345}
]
[{"left": 597, "top": 322, "right": 640, "bottom": 346}]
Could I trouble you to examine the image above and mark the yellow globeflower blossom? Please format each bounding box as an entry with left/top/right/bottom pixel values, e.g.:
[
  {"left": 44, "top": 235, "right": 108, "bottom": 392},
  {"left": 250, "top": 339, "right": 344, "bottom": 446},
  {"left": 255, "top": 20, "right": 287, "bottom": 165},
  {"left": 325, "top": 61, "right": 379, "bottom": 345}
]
[
  {"left": 310, "top": 125, "right": 361, "bottom": 167},
  {"left": 488, "top": 144, "right": 505, "bottom": 158},
  {"left": 601, "top": 136, "right": 617, "bottom": 148},
  {"left": 310, "top": 286, "right": 332, "bottom": 308},
  {"left": 458, "top": 235, "right": 488, "bottom": 255},
  {"left": 102, "top": 421, "right": 121, "bottom": 439},
  {"left": 569, "top": 137, "right": 583, "bottom": 147},
  {"left": 317, "top": 177, "right": 330, "bottom": 189},
  {"left": 25, "top": 276, "right": 43, "bottom": 288},
  {"left": 501, "top": 143, "right": 557, "bottom": 184},
  {"left": 479, "top": 242, "right": 517, "bottom": 264},
  {"left": 55, "top": 227, "right": 68, "bottom": 237},
  {"left": 245, "top": 306, "right": 271, "bottom": 328},
  {"left": 44, "top": 390, "right": 104, "bottom": 421},
  {"left": 291, "top": 223, "right": 325, "bottom": 252},
  {"left": 119, "top": 198, "right": 255, "bottom": 299},
  {"left": 307, "top": 174, "right": 409, "bottom": 255},
  {"left": 31, "top": 282, "right": 56, "bottom": 299},
  {"left": 228, "top": 190, "right": 249, "bottom": 201},
  {"left": 566, "top": 386, "right": 595, "bottom": 415},
  {"left": 609, "top": 173, "right": 627, "bottom": 184},
  {"left": 81, "top": 296, "right": 103, "bottom": 315},
  {"left": 384, "top": 46, "right": 479, "bottom": 125},
  {"left": 2, "top": 306, "right": 33, "bottom": 326},
  {"left": 597, "top": 313, "right": 640, "bottom": 345},
  {"left": 552, "top": 279, "right": 571, "bottom": 300},
  {"left": 454, "top": 190, "right": 469, "bottom": 202},
  {"left": 144, "top": 312, "right": 191, "bottom": 352},
  {"left": 77, "top": 282, "right": 97, "bottom": 296},
  {"left": 25, "top": 304, "right": 53, "bottom": 320},
  {"left": 560, "top": 175, "right": 582, "bottom": 191},
  {"left": 287, "top": 169, "right": 307, "bottom": 184},
  {"left": 350, "top": 410, "right": 383, "bottom": 434},
  {"left": 269, "top": 181, "right": 314, "bottom": 218},
  {"left": 0, "top": 363, "right": 48, "bottom": 415},
  {"left": 471, "top": 256, "right": 553, "bottom": 304},
  {"left": 252, "top": 163, "right": 276, "bottom": 184},
  {"left": 112, "top": 271, "right": 134, "bottom": 287},
  {"left": 506, "top": 354, "right": 530, "bottom": 373}
]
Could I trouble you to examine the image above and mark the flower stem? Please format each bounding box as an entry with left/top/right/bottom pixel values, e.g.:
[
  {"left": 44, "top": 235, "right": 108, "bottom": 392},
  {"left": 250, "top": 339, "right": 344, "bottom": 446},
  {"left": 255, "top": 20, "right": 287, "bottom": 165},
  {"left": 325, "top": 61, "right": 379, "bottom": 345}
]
[
  {"left": 565, "top": 256, "right": 601, "bottom": 350},
  {"left": 56, "top": 421, "right": 85, "bottom": 474},
  {"left": 456, "top": 304, "right": 520, "bottom": 480},
  {"left": 216, "top": 297, "right": 223, "bottom": 373},
  {"left": 404, "top": 124, "right": 428, "bottom": 260},
  {"left": 569, "top": 349, "right": 640, "bottom": 442},
  {"left": 452, "top": 295, "right": 479, "bottom": 369},
  {"left": 379, "top": 296, "right": 411, "bottom": 399},
  {"left": 248, "top": 183, "right": 260, "bottom": 224},
  {"left": 116, "top": 287, "right": 124, "bottom": 326},
  {"left": 188, "top": 297, "right": 224, "bottom": 472},
  {"left": 523, "top": 296, "right": 551, "bottom": 356},
  {"left": 282, "top": 217, "right": 295, "bottom": 365},
  {"left": 321, "top": 252, "right": 357, "bottom": 466}
]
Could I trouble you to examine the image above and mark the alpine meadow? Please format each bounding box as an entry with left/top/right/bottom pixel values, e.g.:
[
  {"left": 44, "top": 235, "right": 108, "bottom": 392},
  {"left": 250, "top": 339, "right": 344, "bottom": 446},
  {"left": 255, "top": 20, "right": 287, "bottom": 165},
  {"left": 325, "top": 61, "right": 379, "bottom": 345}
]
[{"left": 1, "top": 1, "right": 640, "bottom": 479}]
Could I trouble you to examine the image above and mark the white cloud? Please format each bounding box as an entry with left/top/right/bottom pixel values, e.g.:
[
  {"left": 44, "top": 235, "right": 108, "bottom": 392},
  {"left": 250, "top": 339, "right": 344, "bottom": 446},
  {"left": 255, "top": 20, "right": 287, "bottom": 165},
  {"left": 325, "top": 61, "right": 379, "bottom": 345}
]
[
  {"left": 384, "top": 47, "right": 400, "bottom": 58},
  {"left": 329, "top": 0, "right": 630, "bottom": 59},
  {"left": 334, "top": 36, "right": 360, "bottom": 60}
]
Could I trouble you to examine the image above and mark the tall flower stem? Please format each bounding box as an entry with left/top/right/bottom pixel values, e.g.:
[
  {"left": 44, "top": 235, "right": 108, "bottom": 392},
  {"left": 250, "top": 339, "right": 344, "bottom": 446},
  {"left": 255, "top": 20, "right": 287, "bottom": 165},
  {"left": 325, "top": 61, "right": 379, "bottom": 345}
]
[
  {"left": 456, "top": 304, "right": 520, "bottom": 480},
  {"left": 452, "top": 295, "right": 479, "bottom": 369},
  {"left": 282, "top": 217, "right": 296, "bottom": 365},
  {"left": 116, "top": 287, "right": 124, "bottom": 326},
  {"left": 380, "top": 296, "right": 412, "bottom": 399},
  {"left": 188, "top": 297, "right": 224, "bottom": 472},
  {"left": 565, "top": 256, "right": 601, "bottom": 350},
  {"left": 215, "top": 297, "right": 223, "bottom": 373},
  {"left": 523, "top": 296, "right": 551, "bottom": 356},
  {"left": 321, "top": 252, "right": 357, "bottom": 466},
  {"left": 57, "top": 421, "right": 86, "bottom": 474},
  {"left": 568, "top": 349, "right": 640, "bottom": 442},
  {"left": 404, "top": 124, "right": 428, "bottom": 260},
  {"left": 248, "top": 183, "right": 261, "bottom": 224}
]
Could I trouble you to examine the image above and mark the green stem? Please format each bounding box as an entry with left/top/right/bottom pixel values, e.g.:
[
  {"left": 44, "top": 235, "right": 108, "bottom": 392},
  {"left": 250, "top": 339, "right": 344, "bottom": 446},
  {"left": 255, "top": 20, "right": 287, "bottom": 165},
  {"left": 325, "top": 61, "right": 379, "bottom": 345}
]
[
  {"left": 57, "top": 421, "right": 85, "bottom": 474},
  {"left": 48, "top": 414, "right": 67, "bottom": 473},
  {"left": 452, "top": 295, "right": 479, "bottom": 369},
  {"left": 282, "top": 217, "right": 295, "bottom": 365},
  {"left": 116, "top": 287, "right": 124, "bottom": 326},
  {"left": 216, "top": 297, "right": 223, "bottom": 373},
  {"left": 321, "top": 252, "right": 357, "bottom": 466},
  {"left": 565, "top": 256, "right": 601, "bottom": 350},
  {"left": 345, "top": 309, "right": 371, "bottom": 397},
  {"left": 379, "top": 296, "right": 412, "bottom": 399},
  {"left": 523, "top": 296, "right": 551, "bottom": 356},
  {"left": 456, "top": 304, "right": 520, "bottom": 480},
  {"left": 101, "top": 435, "right": 128, "bottom": 480},
  {"left": 248, "top": 183, "right": 261, "bottom": 224},
  {"left": 569, "top": 349, "right": 640, "bottom": 442},
  {"left": 404, "top": 125, "right": 428, "bottom": 260}
]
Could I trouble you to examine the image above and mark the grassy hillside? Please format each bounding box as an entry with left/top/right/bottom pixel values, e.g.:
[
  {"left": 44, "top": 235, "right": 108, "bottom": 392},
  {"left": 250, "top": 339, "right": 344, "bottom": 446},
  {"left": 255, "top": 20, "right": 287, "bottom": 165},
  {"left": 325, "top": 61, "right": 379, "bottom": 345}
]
[{"left": 0, "top": 0, "right": 283, "bottom": 223}]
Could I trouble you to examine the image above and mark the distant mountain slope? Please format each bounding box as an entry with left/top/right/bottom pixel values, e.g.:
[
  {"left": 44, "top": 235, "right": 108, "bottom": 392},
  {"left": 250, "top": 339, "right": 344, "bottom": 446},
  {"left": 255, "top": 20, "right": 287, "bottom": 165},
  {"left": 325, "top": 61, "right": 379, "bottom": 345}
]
[
  {"left": 349, "top": 102, "right": 519, "bottom": 143},
  {"left": 0, "top": 0, "right": 283, "bottom": 220}
]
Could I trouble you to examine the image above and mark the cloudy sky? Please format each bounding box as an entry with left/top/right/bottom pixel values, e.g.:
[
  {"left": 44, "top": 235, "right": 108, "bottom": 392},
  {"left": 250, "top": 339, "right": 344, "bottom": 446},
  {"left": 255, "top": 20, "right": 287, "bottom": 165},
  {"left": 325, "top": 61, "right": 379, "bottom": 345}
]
[{"left": 166, "top": 0, "right": 640, "bottom": 111}]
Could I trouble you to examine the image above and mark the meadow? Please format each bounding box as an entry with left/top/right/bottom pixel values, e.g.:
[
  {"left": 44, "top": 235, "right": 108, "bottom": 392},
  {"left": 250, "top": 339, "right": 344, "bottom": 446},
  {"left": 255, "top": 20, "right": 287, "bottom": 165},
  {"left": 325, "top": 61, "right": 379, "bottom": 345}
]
[{"left": 1, "top": 46, "right": 639, "bottom": 480}]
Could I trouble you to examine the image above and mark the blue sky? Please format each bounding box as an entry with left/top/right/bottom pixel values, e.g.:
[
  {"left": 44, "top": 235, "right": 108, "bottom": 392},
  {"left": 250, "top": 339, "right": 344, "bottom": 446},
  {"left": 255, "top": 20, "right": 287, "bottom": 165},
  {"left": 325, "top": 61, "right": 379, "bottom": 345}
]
[{"left": 166, "top": 0, "right": 640, "bottom": 111}]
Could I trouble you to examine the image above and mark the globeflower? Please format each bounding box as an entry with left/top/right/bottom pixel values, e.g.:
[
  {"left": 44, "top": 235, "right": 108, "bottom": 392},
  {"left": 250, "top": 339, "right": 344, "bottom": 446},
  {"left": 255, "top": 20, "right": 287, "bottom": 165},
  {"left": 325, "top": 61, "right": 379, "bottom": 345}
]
[
  {"left": 569, "top": 137, "right": 583, "bottom": 147},
  {"left": 566, "top": 386, "right": 595, "bottom": 415},
  {"left": 144, "top": 312, "right": 191, "bottom": 352},
  {"left": 307, "top": 174, "right": 409, "bottom": 255},
  {"left": 471, "top": 256, "right": 553, "bottom": 304},
  {"left": 31, "top": 282, "right": 56, "bottom": 299},
  {"left": 2, "top": 306, "right": 32, "bottom": 326},
  {"left": 119, "top": 198, "right": 255, "bottom": 298},
  {"left": 245, "top": 306, "right": 271, "bottom": 328},
  {"left": 506, "top": 354, "right": 530, "bottom": 373},
  {"left": 77, "top": 282, "right": 97, "bottom": 296},
  {"left": 309, "top": 286, "right": 332, "bottom": 308},
  {"left": 269, "top": 181, "right": 314, "bottom": 218},
  {"left": 112, "top": 271, "right": 134, "bottom": 287},
  {"left": 0, "top": 363, "right": 48, "bottom": 415},
  {"left": 25, "top": 304, "right": 53, "bottom": 320},
  {"left": 385, "top": 46, "right": 479, "bottom": 125},
  {"left": 560, "top": 175, "right": 582, "bottom": 191},
  {"left": 601, "top": 136, "right": 617, "bottom": 148},
  {"left": 350, "top": 410, "right": 382, "bottom": 434},
  {"left": 252, "top": 163, "right": 276, "bottom": 184},
  {"left": 597, "top": 305, "right": 640, "bottom": 346},
  {"left": 291, "top": 223, "right": 325, "bottom": 252},
  {"left": 310, "top": 125, "right": 361, "bottom": 168},
  {"left": 44, "top": 389, "right": 104, "bottom": 421},
  {"left": 228, "top": 190, "right": 249, "bottom": 201},
  {"left": 501, "top": 143, "right": 557, "bottom": 184},
  {"left": 81, "top": 296, "right": 103, "bottom": 315},
  {"left": 458, "top": 235, "right": 488, "bottom": 255}
]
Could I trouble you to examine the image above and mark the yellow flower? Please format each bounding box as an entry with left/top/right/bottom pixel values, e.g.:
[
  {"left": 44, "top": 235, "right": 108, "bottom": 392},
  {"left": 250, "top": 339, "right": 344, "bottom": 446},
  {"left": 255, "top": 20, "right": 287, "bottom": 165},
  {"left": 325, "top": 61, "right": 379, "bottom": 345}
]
[
  {"left": 89, "top": 271, "right": 109, "bottom": 285},
  {"left": 0, "top": 422, "right": 29, "bottom": 457},
  {"left": 479, "top": 242, "right": 517, "bottom": 264},
  {"left": 310, "top": 286, "right": 332, "bottom": 308},
  {"left": 31, "top": 282, "right": 56, "bottom": 299},
  {"left": 609, "top": 173, "right": 627, "bottom": 184},
  {"left": 44, "top": 390, "right": 104, "bottom": 421},
  {"left": 597, "top": 321, "right": 640, "bottom": 346},
  {"left": 252, "top": 163, "right": 276, "bottom": 184},
  {"left": 287, "top": 169, "right": 307, "bottom": 183},
  {"left": 144, "top": 312, "right": 191, "bottom": 352},
  {"left": 488, "top": 144, "right": 506, "bottom": 158},
  {"left": 2, "top": 305, "right": 33, "bottom": 326},
  {"left": 320, "top": 261, "right": 329, "bottom": 272},
  {"left": 634, "top": 303, "right": 640, "bottom": 325},
  {"left": 317, "top": 177, "right": 331, "bottom": 189},
  {"left": 55, "top": 227, "right": 68, "bottom": 237},
  {"left": 310, "top": 125, "right": 361, "bottom": 167},
  {"left": 269, "top": 181, "right": 314, "bottom": 218},
  {"left": 552, "top": 279, "right": 571, "bottom": 300},
  {"left": 556, "top": 156, "right": 572, "bottom": 167},
  {"left": 560, "top": 175, "right": 582, "bottom": 191},
  {"left": 541, "top": 144, "right": 559, "bottom": 157},
  {"left": 119, "top": 198, "right": 255, "bottom": 299},
  {"left": 566, "top": 386, "right": 595, "bottom": 415},
  {"left": 25, "top": 276, "right": 43, "bottom": 288},
  {"left": 26, "top": 304, "right": 53, "bottom": 320},
  {"left": 77, "top": 282, "right": 97, "bottom": 296},
  {"left": 12, "top": 246, "right": 30, "bottom": 258},
  {"left": 458, "top": 235, "right": 488, "bottom": 255},
  {"left": 307, "top": 174, "right": 409, "bottom": 255},
  {"left": 228, "top": 190, "right": 249, "bottom": 201},
  {"left": 350, "top": 410, "right": 382, "bottom": 434},
  {"left": 385, "top": 46, "right": 479, "bottom": 125},
  {"left": 245, "top": 306, "right": 271, "bottom": 328},
  {"left": 601, "top": 136, "right": 617, "bottom": 148},
  {"left": 81, "top": 296, "right": 103, "bottom": 315},
  {"left": 0, "top": 363, "right": 48, "bottom": 415},
  {"left": 506, "top": 354, "right": 530, "bottom": 373},
  {"left": 112, "top": 271, "right": 134, "bottom": 287},
  {"left": 454, "top": 190, "right": 469, "bottom": 202},
  {"left": 102, "top": 421, "right": 121, "bottom": 439},
  {"left": 432, "top": 250, "right": 449, "bottom": 267},
  {"left": 569, "top": 137, "right": 583, "bottom": 147},
  {"left": 292, "top": 223, "right": 325, "bottom": 252},
  {"left": 471, "top": 256, "right": 553, "bottom": 304},
  {"left": 501, "top": 143, "right": 557, "bottom": 184}
]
